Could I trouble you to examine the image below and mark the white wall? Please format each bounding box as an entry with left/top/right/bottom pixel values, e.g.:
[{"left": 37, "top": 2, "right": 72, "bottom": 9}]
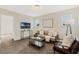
[
  {"left": 0, "top": 8, "right": 30, "bottom": 41},
  {"left": 13, "top": 17, "right": 21, "bottom": 41},
  {"left": 0, "top": 15, "right": 28, "bottom": 41},
  {"left": 20, "top": 18, "right": 34, "bottom": 38},
  {"left": 0, "top": 15, "right": 14, "bottom": 40},
  {"left": 0, "top": 7, "right": 79, "bottom": 41},
  {"left": 32, "top": 7, "right": 79, "bottom": 39}
]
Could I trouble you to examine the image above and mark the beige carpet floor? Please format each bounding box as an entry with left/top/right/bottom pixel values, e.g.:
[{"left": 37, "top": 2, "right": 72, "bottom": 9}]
[{"left": 0, "top": 39, "right": 55, "bottom": 54}]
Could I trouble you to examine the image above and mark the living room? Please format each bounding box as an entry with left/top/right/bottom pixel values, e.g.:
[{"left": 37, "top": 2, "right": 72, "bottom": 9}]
[{"left": 0, "top": 5, "right": 79, "bottom": 54}]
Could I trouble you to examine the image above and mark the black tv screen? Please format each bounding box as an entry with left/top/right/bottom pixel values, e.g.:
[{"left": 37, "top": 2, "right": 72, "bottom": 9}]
[{"left": 21, "top": 22, "right": 31, "bottom": 29}]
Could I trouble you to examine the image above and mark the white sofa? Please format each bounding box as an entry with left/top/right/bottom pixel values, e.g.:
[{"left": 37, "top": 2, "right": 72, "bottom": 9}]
[
  {"left": 45, "top": 30, "right": 57, "bottom": 42},
  {"left": 33, "top": 30, "right": 57, "bottom": 42}
]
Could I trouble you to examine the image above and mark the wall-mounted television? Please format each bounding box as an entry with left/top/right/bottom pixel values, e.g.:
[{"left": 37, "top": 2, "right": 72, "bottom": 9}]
[{"left": 20, "top": 22, "right": 31, "bottom": 29}]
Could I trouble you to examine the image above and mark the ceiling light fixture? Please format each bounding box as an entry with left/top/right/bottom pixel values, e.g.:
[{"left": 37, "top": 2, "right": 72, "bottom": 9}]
[
  {"left": 34, "top": 5, "right": 40, "bottom": 7},
  {"left": 32, "top": 5, "right": 42, "bottom": 10}
]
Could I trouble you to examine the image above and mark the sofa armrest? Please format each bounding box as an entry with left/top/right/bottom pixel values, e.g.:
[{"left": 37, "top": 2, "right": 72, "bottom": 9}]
[
  {"left": 53, "top": 45, "right": 70, "bottom": 54},
  {"left": 62, "top": 46, "right": 69, "bottom": 49}
]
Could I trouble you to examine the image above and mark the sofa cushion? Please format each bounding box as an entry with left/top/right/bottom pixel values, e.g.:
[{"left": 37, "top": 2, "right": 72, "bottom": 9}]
[
  {"left": 52, "top": 31, "right": 57, "bottom": 37},
  {"left": 40, "top": 30, "right": 44, "bottom": 35},
  {"left": 48, "top": 31, "right": 53, "bottom": 36},
  {"left": 75, "top": 36, "right": 79, "bottom": 41},
  {"left": 45, "top": 36, "right": 51, "bottom": 42},
  {"left": 62, "top": 34, "right": 74, "bottom": 49}
]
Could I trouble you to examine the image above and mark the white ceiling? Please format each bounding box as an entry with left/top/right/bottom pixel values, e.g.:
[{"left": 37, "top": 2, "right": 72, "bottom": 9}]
[{"left": 0, "top": 5, "right": 78, "bottom": 17}]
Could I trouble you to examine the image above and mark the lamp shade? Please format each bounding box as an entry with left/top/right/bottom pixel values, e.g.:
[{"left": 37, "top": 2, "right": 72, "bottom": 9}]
[{"left": 63, "top": 19, "right": 74, "bottom": 25}]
